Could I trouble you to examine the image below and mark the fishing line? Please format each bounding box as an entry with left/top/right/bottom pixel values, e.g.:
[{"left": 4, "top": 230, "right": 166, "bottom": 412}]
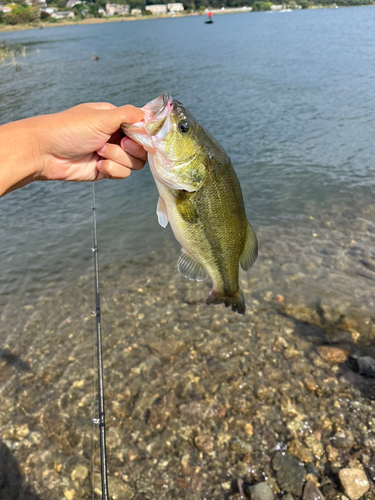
[{"left": 91, "top": 183, "right": 109, "bottom": 500}]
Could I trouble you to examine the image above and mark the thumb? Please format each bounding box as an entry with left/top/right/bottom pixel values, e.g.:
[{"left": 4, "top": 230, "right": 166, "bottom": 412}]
[{"left": 99, "top": 105, "right": 145, "bottom": 134}]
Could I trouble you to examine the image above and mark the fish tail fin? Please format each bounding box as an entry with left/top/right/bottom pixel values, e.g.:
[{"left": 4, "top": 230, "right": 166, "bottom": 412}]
[{"left": 206, "top": 288, "right": 246, "bottom": 315}]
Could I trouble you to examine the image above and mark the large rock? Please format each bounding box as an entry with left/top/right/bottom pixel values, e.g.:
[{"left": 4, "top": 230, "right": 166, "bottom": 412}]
[
  {"left": 272, "top": 452, "right": 306, "bottom": 496},
  {"left": 338, "top": 468, "right": 369, "bottom": 500}
]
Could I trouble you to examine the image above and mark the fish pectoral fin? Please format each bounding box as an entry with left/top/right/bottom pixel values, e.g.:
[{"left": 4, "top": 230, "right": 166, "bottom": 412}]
[
  {"left": 174, "top": 191, "right": 199, "bottom": 224},
  {"left": 177, "top": 249, "right": 208, "bottom": 282},
  {"left": 156, "top": 196, "right": 169, "bottom": 228},
  {"left": 240, "top": 222, "right": 258, "bottom": 271}
]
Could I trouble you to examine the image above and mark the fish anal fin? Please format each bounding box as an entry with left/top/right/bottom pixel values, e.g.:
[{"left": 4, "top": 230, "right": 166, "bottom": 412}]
[
  {"left": 240, "top": 222, "right": 258, "bottom": 271},
  {"left": 156, "top": 196, "right": 169, "bottom": 228},
  {"left": 177, "top": 249, "right": 208, "bottom": 282}
]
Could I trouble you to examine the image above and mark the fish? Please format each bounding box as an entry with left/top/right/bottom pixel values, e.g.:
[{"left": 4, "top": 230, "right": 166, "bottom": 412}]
[{"left": 122, "top": 92, "right": 258, "bottom": 314}]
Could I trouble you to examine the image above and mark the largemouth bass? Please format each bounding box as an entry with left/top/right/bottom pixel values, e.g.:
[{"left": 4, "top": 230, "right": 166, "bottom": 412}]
[{"left": 122, "top": 93, "right": 257, "bottom": 314}]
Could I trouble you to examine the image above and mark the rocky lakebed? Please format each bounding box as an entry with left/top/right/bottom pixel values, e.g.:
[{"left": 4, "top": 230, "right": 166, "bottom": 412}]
[{"left": 0, "top": 199, "right": 374, "bottom": 500}]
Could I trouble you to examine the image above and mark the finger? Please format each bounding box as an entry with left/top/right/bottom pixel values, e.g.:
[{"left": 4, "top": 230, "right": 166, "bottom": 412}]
[
  {"left": 99, "top": 105, "right": 145, "bottom": 134},
  {"left": 96, "top": 159, "right": 132, "bottom": 180},
  {"left": 121, "top": 137, "right": 148, "bottom": 161},
  {"left": 117, "top": 105, "right": 145, "bottom": 124},
  {"left": 85, "top": 102, "right": 117, "bottom": 110},
  {"left": 97, "top": 143, "right": 146, "bottom": 170}
]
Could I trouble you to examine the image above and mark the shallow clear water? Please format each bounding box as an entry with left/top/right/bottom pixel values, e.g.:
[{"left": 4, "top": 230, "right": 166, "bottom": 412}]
[
  {"left": 0, "top": 8, "right": 375, "bottom": 500},
  {"left": 1, "top": 8, "right": 375, "bottom": 304}
]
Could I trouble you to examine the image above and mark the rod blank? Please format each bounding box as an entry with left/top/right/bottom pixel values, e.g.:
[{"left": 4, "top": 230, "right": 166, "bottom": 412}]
[{"left": 92, "top": 183, "right": 109, "bottom": 500}]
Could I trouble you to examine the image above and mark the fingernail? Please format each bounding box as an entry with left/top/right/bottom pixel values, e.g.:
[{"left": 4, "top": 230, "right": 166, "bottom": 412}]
[
  {"left": 97, "top": 145, "right": 106, "bottom": 155},
  {"left": 97, "top": 160, "right": 103, "bottom": 171}
]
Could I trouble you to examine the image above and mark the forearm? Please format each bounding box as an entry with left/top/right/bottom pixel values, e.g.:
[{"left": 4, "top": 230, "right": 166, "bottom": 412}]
[{"left": 0, "top": 117, "right": 44, "bottom": 197}]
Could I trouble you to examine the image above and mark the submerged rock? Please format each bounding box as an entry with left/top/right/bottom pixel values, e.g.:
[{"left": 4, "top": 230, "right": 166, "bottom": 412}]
[
  {"left": 350, "top": 354, "right": 375, "bottom": 377},
  {"left": 303, "top": 481, "right": 325, "bottom": 500},
  {"left": 338, "top": 468, "right": 369, "bottom": 500},
  {"left": 272, "top": 452, "right": 306, "bottom": 496},
  {"left": 249, "top": 482, "right": 275, "bottom": 500},
  {"left": 331, "top": 430, "right": 354, "bottom": 450},
  {"left": 317, "top": 346, "right": 350, "bottom": 365}
]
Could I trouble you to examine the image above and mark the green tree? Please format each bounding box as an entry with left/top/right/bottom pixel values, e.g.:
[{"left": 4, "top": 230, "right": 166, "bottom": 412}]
[
  {"left": 4, "top": 4, "right": 35, "bottom": 24},
  {"left": 252, "top": 1, "right": 272, "bottom": 9},
  {"left": 128, "top": 0, "right": 145, "bottom": 9}
]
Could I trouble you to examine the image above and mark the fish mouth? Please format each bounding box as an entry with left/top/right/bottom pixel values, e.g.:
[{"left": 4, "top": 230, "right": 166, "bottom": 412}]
[
  {"left": 143, "top": 91, "right": 171, "bottom": 119},
  {"left": 144, "top": 92, "right": 173, "bottom": 137},
  {"left": 121, "top": 92, "right": 173, "bottom": 141}
]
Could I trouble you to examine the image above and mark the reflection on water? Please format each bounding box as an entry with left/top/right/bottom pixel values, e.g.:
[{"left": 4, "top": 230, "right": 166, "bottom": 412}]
[{"left": 1, "top": 7, "right": 375, "bottom": 499}]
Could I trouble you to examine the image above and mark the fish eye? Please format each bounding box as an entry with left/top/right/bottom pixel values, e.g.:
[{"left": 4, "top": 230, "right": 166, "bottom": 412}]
[{"left": 178, "top": 121, "right": 190, "bottom": 134}]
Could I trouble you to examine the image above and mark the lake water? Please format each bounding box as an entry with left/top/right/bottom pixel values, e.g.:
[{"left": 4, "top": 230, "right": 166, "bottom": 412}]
[{"left": 0, "top": 8, "right": 375, "bottom": 500}]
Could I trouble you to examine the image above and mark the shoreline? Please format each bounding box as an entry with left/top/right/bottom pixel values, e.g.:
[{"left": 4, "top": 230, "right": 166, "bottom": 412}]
[
  {"left": 0, "top": 15, "right": 151, "bottom": 33},
  {"left": 0, "top": 4, "right": 372, "bottom": 34}
]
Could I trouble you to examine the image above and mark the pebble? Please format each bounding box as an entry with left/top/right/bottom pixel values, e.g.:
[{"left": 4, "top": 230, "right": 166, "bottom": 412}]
[
  {"left": 321, "top": 483, "right": 338, "bottom": 499},
  {"left": 317, "top": 346, "right": 350, "bottom": 365},
  {"left": 326, "top": 445, "right": 339, "bottom": 462},
  {"left": 194, "top": 435, "right": 214, "bottom": 453},
  {"left": 71, "top": 465, "right": 88, "bottom": 482},
  {"left": 338, "top": 469, "right": 369, "bottom": 500},
  {"left": 272, "top": 452, "right": 307, "bottom": 496},
  {"left": 93, "top": 474, "right": 134, "bottom": 500},
  {"left": 284, "top": 348, "right": 299, "bottom": 360},
  {"left": 304, "top": 435, "right": 324, "bottom": 459},
  {"left": 303, "top": 481, "right": 325, "bottom": 500},
  {"left": 249, "top": 482, "right": 275, "bottom": 500},
  {"left": 332, "top": 430, "right": 354, "bottom": 450},
  {"left": 245, "top": 423, "right": 254, "bottom": 436},
  {"left": 2, "top": 423, "right": 29, "bottom": 441},
  {"left": 305, "top": 474, "right": 319, "bottom": 487},
  {"left": 63, "top": 490, "right": 75, "bottom": 500},
  {"left": 230, "top": 438, "right": 253, "bottom": 455},
  {"left": 304, "top": 377, "right": 318, "bottom": 392},
  {"left": 287, "top": 439, "right": 312, "bottom": 463}
]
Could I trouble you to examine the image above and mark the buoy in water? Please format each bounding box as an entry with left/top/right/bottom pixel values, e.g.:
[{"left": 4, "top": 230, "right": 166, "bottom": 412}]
[{"left": 205, "top": 11, "right": 213, "bottom": 23}]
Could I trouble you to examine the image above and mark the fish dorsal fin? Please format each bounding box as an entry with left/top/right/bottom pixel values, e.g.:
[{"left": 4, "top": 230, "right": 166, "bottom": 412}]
[
  {"left": 240, "top": 222, "right": 258, "bottom": 271},
  {"left": 156, "top": 196, "right": 169, "bottom": 228},
  {"left": 177, "top": 249, "right": 208, "bottom": 282}
]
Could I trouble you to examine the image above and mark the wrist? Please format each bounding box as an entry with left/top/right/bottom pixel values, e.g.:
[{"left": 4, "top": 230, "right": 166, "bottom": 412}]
[{"left": 0, "top": 116, "right": 45, "bottom": 196}]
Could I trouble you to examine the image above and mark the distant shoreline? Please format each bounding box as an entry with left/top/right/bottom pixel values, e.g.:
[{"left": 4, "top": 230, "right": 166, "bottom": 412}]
[
  {"left": 0, "top": 5, "right": 372, "bottom": 34},
  {"left": 0, "top": 12, "right": 197, "bottom": 33},
  {"left": 0, "top": 15, "right": 151, "bottom": 33}
]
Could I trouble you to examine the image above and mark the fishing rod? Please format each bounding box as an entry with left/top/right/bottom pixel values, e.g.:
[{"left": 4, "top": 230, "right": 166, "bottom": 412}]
[{"left": 91, "top": 183, "right": 109, "bottom": 500}]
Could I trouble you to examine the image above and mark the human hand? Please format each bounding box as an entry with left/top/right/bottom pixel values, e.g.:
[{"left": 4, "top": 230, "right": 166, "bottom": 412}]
[{"left": 35, "top": 102, "right": 147, "bottom": 182}]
